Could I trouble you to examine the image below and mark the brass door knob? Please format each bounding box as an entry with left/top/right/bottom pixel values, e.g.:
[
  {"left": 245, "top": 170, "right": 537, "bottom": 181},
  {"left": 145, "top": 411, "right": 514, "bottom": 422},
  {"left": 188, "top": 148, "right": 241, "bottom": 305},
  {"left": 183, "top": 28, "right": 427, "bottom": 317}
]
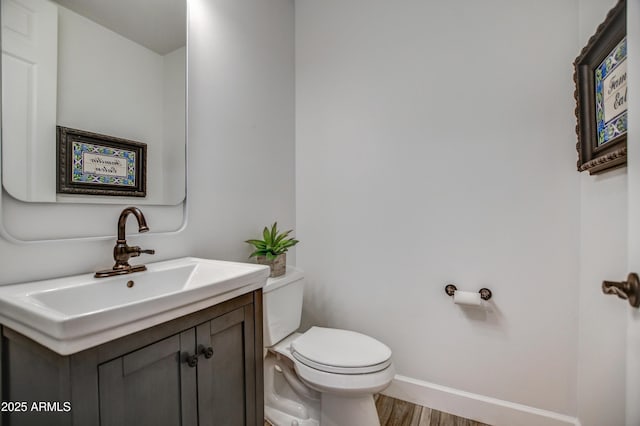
[{"left": 602, "top": 273, "right": 639, "bottom": 308}]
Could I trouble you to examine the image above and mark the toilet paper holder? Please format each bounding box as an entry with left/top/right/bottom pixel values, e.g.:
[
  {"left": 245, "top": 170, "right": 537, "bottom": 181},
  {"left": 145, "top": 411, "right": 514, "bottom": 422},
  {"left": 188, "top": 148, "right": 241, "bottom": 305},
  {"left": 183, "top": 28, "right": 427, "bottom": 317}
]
[{"left": 445, "top": 284, "right": 492, "bottom": 301}]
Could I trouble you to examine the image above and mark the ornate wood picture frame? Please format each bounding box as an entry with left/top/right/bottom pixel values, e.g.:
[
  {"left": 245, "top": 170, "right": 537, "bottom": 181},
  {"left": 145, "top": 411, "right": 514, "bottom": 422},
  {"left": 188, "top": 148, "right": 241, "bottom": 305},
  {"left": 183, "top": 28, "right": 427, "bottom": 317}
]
[
  {"left": 57, "top": 126, "right": 147, "bottom": 197},
  {"left": 574, "top": 0, "right": 627, "bottom": 174}
]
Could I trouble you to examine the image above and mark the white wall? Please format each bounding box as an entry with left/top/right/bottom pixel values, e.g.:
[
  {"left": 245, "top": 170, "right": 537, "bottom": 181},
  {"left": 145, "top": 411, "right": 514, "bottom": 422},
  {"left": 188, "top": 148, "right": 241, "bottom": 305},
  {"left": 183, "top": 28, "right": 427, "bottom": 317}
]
[
  {"left": 575, "top": 1, "right": 628, "bottom": 425},
  {"left": 186, "top": 0, "right": 296, "bottom": 262},
  {"left": 296, "top": 0, "right": 581, "bottom": 419},
  {"left": 0, "top": 0, "right": 295, "bottom": 283}
]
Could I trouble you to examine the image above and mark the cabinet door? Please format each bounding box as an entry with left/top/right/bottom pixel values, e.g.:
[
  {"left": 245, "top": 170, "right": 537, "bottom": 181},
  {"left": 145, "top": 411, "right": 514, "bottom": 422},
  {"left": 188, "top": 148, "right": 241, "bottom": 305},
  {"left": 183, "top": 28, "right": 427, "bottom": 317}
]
[
  {"left": 97, "top": 329, "right": 197, "bottom": 426},
  {"left": 196, "top": 305, "right": 256, "bottom": 426}
]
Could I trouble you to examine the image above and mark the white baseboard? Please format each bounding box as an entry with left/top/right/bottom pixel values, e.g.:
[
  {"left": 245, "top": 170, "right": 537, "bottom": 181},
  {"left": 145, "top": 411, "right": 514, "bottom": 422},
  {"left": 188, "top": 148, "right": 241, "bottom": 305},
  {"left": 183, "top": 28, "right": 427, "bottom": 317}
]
[{"left": 381, "top": 375, "right": 580, "bottom": 426}]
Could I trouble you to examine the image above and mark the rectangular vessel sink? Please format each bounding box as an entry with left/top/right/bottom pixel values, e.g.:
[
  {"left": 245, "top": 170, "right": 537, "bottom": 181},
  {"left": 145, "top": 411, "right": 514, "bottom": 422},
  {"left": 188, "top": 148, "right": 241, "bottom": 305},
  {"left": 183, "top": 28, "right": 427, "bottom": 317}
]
[{"left": 0, "top": 257, "right": 270, "bottom": 355}]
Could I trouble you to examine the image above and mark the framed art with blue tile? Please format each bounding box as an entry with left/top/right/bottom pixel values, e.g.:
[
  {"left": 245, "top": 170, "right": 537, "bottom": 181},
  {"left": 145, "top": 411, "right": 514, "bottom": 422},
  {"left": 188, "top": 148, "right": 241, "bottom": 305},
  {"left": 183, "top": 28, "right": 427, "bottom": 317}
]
[
  {"left": 595, "top": 37, "right": 627, "bottom": 147},
  {"left": 574, "top": 0, "right": 626, "bottom": 175},
  {"left": 57, "top": 126, "right": 147, "bottom": 197}
]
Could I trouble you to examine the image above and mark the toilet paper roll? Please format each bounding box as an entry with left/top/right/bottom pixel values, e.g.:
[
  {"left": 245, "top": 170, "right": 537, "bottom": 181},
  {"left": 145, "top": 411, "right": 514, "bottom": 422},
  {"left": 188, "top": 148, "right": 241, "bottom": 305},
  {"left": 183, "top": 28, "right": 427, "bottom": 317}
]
[{"left": 453, "top": 290, "right": 482, "bottom": 306}]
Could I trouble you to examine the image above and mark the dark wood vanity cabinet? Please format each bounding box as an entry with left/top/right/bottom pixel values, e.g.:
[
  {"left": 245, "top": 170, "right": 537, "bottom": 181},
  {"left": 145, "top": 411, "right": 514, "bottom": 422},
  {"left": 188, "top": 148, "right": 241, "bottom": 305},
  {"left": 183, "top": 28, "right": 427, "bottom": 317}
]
[{"left": 0, "top": 290, "right": 264, "bottom": 426}]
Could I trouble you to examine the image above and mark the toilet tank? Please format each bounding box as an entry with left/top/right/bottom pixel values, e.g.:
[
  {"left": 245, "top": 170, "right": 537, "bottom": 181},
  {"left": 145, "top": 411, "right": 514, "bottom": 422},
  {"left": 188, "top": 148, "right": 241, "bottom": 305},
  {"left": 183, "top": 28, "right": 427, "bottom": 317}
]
[{"left": 262, "top": 266, "right": 305, "bottom": 347}]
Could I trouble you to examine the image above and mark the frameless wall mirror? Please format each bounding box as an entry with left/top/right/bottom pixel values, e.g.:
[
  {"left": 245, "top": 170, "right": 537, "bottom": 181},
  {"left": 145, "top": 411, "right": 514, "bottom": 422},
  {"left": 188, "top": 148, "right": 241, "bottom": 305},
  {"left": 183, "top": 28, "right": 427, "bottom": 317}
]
[{"left": 1, "top": 0, "right": 186, "bottom": 205}]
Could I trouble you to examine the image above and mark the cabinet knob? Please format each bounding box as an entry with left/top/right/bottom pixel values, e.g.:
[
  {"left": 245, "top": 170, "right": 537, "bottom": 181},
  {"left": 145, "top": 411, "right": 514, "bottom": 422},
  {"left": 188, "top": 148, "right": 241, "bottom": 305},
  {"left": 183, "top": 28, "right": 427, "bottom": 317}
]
[
  {"left": 184, "top": 352, "right": 198, "bottom": 368},
  {"left": 199, "top": 345, "right": 214, "bottom": 359},
  {"left": 202, "top": 346, "right": 214, "bottom": 359}
]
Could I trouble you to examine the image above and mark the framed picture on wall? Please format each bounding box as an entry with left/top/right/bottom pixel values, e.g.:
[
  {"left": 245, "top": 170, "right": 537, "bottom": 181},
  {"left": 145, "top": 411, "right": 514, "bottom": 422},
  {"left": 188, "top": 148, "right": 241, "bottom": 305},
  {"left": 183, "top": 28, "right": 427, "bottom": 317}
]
[
  {"left": 574, "top": 0, "right": 626, "bottom": 175},
  {"left": 57, "top": 126, "right": 147, "bottom": 197}
]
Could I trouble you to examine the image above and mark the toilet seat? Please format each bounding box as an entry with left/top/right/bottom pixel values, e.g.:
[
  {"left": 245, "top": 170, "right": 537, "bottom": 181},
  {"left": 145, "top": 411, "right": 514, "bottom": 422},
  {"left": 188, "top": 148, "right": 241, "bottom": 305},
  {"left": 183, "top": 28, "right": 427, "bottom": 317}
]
[
  {"left": 290, "top": 327, "right": 392, "bottom": 374},
  {"left": 293, "top": 353, "right": 395, "bottom": 397}
]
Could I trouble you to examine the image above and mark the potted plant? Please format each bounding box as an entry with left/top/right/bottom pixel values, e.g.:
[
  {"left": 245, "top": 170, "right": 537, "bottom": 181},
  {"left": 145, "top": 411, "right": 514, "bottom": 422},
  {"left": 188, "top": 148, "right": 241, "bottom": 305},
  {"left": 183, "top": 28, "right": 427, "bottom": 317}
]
[{"left": 245, "top": 222, "right": 299, "bottom": 277}]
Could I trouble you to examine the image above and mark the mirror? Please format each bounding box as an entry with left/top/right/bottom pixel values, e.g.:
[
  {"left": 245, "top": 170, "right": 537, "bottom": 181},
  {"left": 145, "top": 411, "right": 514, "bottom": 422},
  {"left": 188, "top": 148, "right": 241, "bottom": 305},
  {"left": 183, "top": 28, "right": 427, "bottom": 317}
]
[{"left": 1, "top": 0, "right": 186, "bottom": 205}]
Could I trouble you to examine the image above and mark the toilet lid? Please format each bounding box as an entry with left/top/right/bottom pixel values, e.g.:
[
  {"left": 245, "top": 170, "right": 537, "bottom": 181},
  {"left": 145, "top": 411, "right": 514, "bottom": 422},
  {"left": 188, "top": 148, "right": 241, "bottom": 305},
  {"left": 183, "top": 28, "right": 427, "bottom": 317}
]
[{"left": 290, "top": 327, "right": 392, "bottom": 374}]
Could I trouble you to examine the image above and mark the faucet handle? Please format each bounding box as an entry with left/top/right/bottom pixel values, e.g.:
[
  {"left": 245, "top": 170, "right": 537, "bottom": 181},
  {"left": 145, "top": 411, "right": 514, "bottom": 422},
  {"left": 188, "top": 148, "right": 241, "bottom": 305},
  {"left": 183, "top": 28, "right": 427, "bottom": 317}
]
[{"left": 127, "top": 246, "right": 155, "bottom": 257}]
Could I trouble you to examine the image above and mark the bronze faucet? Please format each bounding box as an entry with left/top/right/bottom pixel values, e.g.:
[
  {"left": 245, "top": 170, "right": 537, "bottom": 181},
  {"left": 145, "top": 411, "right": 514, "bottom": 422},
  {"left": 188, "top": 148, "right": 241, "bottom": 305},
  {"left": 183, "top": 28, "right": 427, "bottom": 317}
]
[{"left": 95, "top": 207, "right": 155, "bottom": 278}]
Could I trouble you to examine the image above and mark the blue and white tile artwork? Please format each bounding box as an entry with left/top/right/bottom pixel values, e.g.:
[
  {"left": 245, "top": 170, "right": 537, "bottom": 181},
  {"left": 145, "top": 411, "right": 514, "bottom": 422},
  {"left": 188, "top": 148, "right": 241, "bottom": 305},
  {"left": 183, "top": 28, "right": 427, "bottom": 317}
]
[{"left": 595, "top": 37, "right": 627, "bottom": 147}]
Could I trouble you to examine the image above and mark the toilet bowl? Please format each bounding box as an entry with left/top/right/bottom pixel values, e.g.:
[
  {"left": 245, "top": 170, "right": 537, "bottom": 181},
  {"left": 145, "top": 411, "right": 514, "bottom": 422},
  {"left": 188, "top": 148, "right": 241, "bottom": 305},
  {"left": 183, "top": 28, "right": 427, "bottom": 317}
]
[{"left": 263, "top": 267, "right": 394, "bottom": 426}]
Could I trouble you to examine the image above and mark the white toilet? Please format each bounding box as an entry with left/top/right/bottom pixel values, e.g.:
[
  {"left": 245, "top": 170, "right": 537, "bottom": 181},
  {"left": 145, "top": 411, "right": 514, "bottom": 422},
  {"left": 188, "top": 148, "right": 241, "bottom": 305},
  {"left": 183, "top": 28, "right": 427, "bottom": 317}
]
[{"left": 263, "top": 267, "right": 395, "bottom": 426}]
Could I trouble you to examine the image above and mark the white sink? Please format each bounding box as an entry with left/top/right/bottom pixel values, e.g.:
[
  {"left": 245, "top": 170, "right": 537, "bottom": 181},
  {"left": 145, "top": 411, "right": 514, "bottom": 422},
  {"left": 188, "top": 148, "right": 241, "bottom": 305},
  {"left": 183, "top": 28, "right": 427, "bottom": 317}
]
[{"left": 0, "top": 257, "right": 270, "bottom": 355}]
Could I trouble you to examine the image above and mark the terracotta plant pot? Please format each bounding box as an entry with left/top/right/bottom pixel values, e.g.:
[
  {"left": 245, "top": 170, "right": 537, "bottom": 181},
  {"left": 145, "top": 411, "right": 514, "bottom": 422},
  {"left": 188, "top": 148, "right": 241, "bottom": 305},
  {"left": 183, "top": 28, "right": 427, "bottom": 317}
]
[{"left": 256, "top": 253, "right": 286, "bottom": 277}]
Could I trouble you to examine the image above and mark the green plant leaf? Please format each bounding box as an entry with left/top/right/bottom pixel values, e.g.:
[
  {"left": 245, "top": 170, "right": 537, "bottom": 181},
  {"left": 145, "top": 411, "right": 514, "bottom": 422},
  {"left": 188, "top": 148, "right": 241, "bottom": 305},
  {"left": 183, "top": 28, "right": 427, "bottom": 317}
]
[
  {"left": 245, "top": 239, "right": 267, "bottom": 249},
  {"left": 263, "top": 226, "right": 272, "bottom": 246},
  {"left": 248, "top": 249, "right": 268, "bottom": 258},
  {"left": 265, "top": 252, "right": 277, "bottom": 261},
  {"left": 280, "top": 239, "right": 299, "bottom": 249},
  {"left": 274, "top": 229, "right": 292, "bottom": 245},
  {"left": 270, "top": 222, "right": 278, "bottom": 241}
]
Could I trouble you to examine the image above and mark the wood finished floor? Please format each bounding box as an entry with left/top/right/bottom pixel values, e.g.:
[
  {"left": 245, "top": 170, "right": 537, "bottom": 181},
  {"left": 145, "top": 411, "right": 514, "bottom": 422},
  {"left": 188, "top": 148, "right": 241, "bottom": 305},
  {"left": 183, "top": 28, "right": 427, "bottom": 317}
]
[
  {"left": 374, "top": 394, "right": 491, "bottom": 426},
  {"left": 264, "top": 394, "right": 491, "bottom": 426}
]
